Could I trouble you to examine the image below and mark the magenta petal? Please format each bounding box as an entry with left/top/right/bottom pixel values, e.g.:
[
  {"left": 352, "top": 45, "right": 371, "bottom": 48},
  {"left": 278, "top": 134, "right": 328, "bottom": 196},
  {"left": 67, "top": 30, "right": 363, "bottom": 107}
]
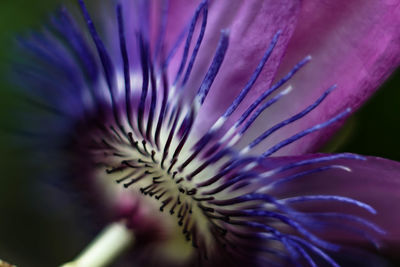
[
  {"left": 165, "top": 0, "right": 243, "bottom": 86},
  {"left": 263, "top": 0, "right": 400, "bottom": 155},
  {"left": 265, "top": 154, "right": 400, "bottom": 243},
  {"left": 161, "top": 0, "right": 199, "bottom": 52},
  {"left": 193, "top": 0, "right": 301, "bottom": 133}
]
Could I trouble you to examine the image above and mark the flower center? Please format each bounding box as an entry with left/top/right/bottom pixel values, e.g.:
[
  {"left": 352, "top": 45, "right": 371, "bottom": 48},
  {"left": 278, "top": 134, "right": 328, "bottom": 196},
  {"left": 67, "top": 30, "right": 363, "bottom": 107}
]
[
  {"left": 86, "top": 110, "right": 224, "bottom": 261},
  {"left": 108, "top": 133, "right": 200, "bottom": 223}
]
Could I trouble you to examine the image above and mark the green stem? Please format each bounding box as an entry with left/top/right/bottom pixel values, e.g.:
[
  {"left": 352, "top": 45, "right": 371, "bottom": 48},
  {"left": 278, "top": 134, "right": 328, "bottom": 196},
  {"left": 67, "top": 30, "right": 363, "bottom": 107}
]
[{"left": 60, "top": 222, "right": 134, "bottom": 267}]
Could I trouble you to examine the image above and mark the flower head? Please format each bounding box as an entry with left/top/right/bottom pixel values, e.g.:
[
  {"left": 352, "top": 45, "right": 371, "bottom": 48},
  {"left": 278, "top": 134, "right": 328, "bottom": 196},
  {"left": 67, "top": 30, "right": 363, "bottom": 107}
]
[{"left": 12, "top": 0, "right": 400, "bottom": 266}]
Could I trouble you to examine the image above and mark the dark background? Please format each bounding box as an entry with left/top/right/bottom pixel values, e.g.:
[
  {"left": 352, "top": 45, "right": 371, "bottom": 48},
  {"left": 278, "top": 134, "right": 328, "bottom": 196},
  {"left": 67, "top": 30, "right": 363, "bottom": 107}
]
[{"left": 0, "top": 0, "right": 399, "bottom": 266}]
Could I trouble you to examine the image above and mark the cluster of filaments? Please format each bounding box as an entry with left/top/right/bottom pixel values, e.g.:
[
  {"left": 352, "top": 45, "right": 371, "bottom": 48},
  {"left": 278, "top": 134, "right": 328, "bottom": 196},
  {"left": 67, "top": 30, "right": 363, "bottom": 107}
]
[
  {"left": 19, "top": 0, "right": 385, "bottom": 266},
  {"left": 80, "top": 0, "right": 383, "bottom": 265}
]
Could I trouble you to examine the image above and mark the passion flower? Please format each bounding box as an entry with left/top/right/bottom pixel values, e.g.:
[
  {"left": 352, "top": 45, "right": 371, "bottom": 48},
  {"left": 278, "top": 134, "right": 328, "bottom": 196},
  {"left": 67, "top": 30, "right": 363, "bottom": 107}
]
[{"left": 13, "top": 0, "right": 400, "bottom": 266}]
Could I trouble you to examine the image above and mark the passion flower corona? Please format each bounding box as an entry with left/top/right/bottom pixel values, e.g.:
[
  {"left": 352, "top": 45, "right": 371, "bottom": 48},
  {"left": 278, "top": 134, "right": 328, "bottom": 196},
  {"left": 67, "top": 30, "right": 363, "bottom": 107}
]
[{"left": 12, "top": 0, "right": 400, "bottom": 266}]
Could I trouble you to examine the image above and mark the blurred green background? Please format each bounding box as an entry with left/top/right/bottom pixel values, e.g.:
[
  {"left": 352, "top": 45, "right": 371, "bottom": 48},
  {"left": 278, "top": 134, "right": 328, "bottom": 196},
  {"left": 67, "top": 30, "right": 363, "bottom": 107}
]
[
  {"left": 0, "top": 1, "right": 101, "bottom": 266},
  {"left": 0, "top": 0, "right": 399, "bottom": 266}
]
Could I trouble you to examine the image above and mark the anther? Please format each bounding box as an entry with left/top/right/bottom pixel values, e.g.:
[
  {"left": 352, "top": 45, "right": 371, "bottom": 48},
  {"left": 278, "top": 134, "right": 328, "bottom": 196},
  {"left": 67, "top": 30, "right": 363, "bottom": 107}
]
[
  {"left": 170, "top": 197, "right": 180, "bottom": 215},
  {"left": 140, "top": 183, "right": 156, "bottom": 194},
  {"left": 106, "top": 165, "right": 126, "bottom": 174},
  {"left": 160, "top": 196, "right": 173, "bottom": 212},
  {"left": 142, "top": 140, "right": 150, "bottom": 155},
  {"left": 155, "top": 190, "right": 167, "bottom": 200},
  {"left": 186, "top": 188, "right": 197, "bottom": 195},
  {"left": 151, "top": 150, "right": 157, "bottom": 163},
  {"left": 167, "top": 158, "right": 177, "bottom": 174}
]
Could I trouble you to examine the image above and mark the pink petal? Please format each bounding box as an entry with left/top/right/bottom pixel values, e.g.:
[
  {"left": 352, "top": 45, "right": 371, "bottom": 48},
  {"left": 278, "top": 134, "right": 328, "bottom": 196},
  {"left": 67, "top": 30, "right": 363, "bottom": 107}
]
[
  {"left": 263, "top": 154, "right": 400, "bottom": 244},
  {"left": 165, "top": 0, "right": 243, "bottom": 90},
  {"left": 257, "top": 0, "right": 400, "bottom": 156},
  {"left": 160, "top": 0, "right": 199, "bottom": 53},
  {"left": 191, "top": 0, "right": 301, "bottom": 134}
]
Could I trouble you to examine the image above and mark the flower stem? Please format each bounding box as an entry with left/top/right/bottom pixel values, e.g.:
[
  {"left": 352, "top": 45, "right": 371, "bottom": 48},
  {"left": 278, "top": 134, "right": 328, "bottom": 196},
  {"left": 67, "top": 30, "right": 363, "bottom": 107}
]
[
  {"left": 0, "top": 259, "right": 16, "bottom": 267},
  {"left": 60, "top": 222, "right": 134, "bottom": 267}
]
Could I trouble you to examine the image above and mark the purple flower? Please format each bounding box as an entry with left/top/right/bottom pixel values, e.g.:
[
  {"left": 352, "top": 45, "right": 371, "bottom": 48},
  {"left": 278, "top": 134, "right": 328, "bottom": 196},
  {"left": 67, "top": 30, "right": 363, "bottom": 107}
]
[{"left": 14, "top": 0, "right": 400, "bottom": 266}]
